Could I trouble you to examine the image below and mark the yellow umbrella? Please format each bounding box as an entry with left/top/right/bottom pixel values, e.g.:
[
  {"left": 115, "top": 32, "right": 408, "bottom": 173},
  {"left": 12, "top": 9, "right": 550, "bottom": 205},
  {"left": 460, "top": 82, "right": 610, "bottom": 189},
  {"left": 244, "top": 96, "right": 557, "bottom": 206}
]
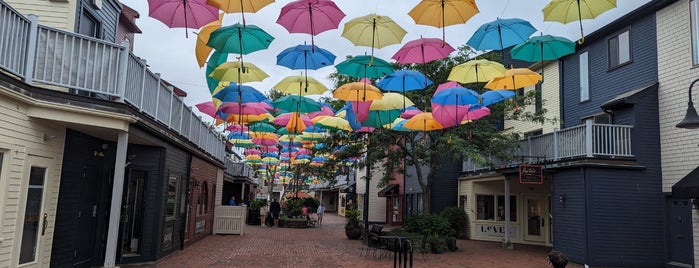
[
  {"left": 369, "top": 93, "right": 415, "bottom": 111},
  {"left": 484, "top": 68, "right": 542, "bottom": 90},
  {"left": 206, "top": 0, "right": 274, "bottom": 25},
  {"left": 250, "top": 132, "right": 279, "bottom": 140},
  {"left": 542, "top": 0, "right": 616, "bottom": 44},
  {"left": 448, "top": 59, "right": 507, "bottom": 84},
  {"left": 209, "top": 61, "right": 269, "bottom": 84},
  {"left": 403, "top": 112, "right": 444, "bottom": 132},
  {"left": 408, "top": 0, "right": 479, "bottom": 44},
  {"left": 225, "top": 112, "right": 273, "bottom": 124},
  {"left": 195, "top": 13, "right": 224, "bottom": 67},
  {"left": 311, "top": 115, "right": 331, "bottom": 124},
  {"left": 384, "top": 117, "right": 407, "bottom": 130},
  {"left": 315, "top": 116, "right": 353, "bottom": 131},
  {"left": 333, "top": 82, "right": 383, "bottom": 101},
  {"left": 274, "top": 75, "right": 329, "bottom": 96},
  {"left": 342, "top": 14, "right": 407, "bottom": 64}
]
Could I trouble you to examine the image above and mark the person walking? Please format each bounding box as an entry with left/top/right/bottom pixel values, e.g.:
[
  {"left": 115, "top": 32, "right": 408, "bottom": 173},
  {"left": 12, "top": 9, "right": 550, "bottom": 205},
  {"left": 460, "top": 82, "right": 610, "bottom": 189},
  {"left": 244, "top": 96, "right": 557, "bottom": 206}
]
[
  {"left": 270, "top": 198, "right": 281, "bottom": 227},
  {"left": 229, "top": 196, "right": 237, "bottom": 206},
  {"left": 260, "top": 200, "right": 269, "bottom": 227},
  {"left": 316, "top": 203, "right": 325, "bottom": 226}
]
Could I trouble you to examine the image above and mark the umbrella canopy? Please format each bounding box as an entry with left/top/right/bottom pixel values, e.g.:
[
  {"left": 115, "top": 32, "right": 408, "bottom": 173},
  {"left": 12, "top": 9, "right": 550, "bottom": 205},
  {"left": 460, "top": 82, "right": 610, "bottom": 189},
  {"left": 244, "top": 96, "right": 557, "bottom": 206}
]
[
  {"left": 219, "top": 102, "right": 270, "bottom": 115},
  {"left": 435, "top": 81, "right": 464, "bottom": 94},
  {"left": 400, "top": 107, "right": 422, "bottom": 119},
  {"left": 148, "top": 0, "right": 219, "bottom": 37},
  {"left": 510, "top": 34, "right": 576, "bottom": 62},
  {"left": 362, "top": 109, "right": 402, "bottom": 128},
  {"left": 195, "top": 101, "right": 218, "bottom": 117},
  {"left": 307, "top": 104, "right": 335, "bottom": 118},
  {"left": 392, "top": 37, "right": 456, "bottom": 64},
  {"left": 209, "top": 61, "right": 269, "bottom": 84},
  {"left": 403, "top": 112, "right": 443, "bottom": 132},
  {"left": 224, "top": 112, "right": 273, "bottom": 124},
  {"left": 485, "top": 68, "right": 542, "bottom": 90},
  {"left": 315, "top": 116, "right": 353, "bottom": 131},
  {"left": 273, "top": 95, "right": 322, "bottom": 113},
  {"left": 432, "top": 104, "right": 471, "bottom": 128},
  {"left": 341, "top": 14, "right": 407, "bottom": 62},
  {"left": 276, "top": 0, "right": 346, "bottom": 47},
  {"left": 462, "top": 105, "right": 491, "bottom": 122},
  {"left": 213, "top": 83, "right": 269, "bottom": 104},
  {"left": 369, "top": 93, "right": 415, "bottom": 111},
  {"left": 226, "top": 123, "right": 249, "bottom": 132},
  {"left": 274, "top": 75, "right": 329, "bottom": 96},
  {"left": 389, "top": 118, "right": 411, "bottom": 131},
  {"left": 335, "top": 55, "right": 394, "bottom": 79},
  {"left": 480, "top": 90, "right": 516, "bottom": 106},
  {"left": 276, "top": 44, "right": 336, "bottom": 71},
  {"left": 195, "top": 13, "right": 223, "bottom": 67},
  {"left": 206, "top": 50, "right": 229, "bottom": 93},
  {"left": 431, "top": 87, "right": 479, "bottom": 106},
  {"left": 448, "top": 59, "right": 507, "bottom": 84},
  {"left": 542, "top": 0, "right": 616, "bottom": 43},
  {"left": 207, "top": 23, "right": 275, "bottom": 61},
  {"left": 273, "top": 112, "right": 314, "bottom": 127},
  {"left": 206, "top": 0, "right": 274, "bottom": 18},
  {"left": 466, "top": 18, "right": 537, "bottom": 51},
  {"left": 408, "top": 0, "right": 479, "bottom": 43},
  {"left": 249, "top": 122, "right": 277, "bottom": 133},
  {"left": 377, "top": 70, "right": 433, "bottom": 93},
  {"left": 334, "top": 82, "right": 383, "bottom": 101}
]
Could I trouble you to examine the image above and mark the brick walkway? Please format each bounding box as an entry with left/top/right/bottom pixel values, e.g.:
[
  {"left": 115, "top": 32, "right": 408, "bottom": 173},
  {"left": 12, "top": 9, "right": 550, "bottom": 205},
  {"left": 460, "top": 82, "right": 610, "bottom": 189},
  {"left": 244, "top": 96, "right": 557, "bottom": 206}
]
[{"left": 151, "top": 213, "right": 580, "bottom": 268}]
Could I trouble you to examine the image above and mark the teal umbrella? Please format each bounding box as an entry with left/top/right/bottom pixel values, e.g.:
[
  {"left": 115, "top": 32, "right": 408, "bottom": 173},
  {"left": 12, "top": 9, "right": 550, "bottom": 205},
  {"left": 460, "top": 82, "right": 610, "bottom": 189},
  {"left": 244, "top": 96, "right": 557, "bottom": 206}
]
[
  {"left": 273, "top": 95, "right": 322, "bottom": 113},
  {"left": 335, "top": 55, "right": 394, "bottom": 79},
  {"left": 510, "top": 34, "right": 575, "bottom": 81},
  {"left": 249, "top": 122, "right": 278, "bottom": 133},
  {"left": 207, "top": 23, "right": 275, "bottom": 62},
  {"left": 206, "top": 50, "right": 229, "bottom": 93},
  {"left": 362, "top": 109, "right": 402, "bottom": 128}
]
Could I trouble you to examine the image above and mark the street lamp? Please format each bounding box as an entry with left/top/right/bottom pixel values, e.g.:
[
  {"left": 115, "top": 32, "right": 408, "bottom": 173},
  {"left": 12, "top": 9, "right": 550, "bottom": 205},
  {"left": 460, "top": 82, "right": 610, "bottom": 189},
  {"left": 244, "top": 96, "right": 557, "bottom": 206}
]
[{"left": 676, "top": 79, "right": 699, "bottom": 129}]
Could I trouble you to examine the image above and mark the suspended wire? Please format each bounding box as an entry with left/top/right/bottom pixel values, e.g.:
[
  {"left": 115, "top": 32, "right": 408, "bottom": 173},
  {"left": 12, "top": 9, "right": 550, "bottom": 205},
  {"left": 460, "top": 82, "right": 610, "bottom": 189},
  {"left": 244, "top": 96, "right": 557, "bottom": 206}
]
[{"left": 500, "top": 0, "right": 512, "bottom": 18}]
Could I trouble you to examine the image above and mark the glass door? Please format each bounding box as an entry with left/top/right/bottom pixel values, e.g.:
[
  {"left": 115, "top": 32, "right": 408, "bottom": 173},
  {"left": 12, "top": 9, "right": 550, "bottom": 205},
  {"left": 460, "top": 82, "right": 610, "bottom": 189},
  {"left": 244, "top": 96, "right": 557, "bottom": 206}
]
[
  {"left": 121, "top": 170, "right": 146, "bottom": 256},
  {"left": 524, "top": 196, "right": 546, "bottom": 243},
  {"left": 18, "top": 157, "right": 51, "bottom": 267}
]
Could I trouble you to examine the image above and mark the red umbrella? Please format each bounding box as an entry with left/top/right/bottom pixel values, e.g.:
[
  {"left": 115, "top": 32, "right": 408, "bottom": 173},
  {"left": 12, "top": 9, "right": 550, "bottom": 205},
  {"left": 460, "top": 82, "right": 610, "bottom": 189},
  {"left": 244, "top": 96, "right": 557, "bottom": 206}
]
[
  {"left": 147, "top": 0, "right": 219, "bottom": 37},
  {"left": 276, "top": 0, "right": 346, "bottom": 48},
  {"left": 391, "top": 37, "right": 455, "bottom": 64},
  {"left": 195, "top": 101, "right": 218, "bottom": 118}
]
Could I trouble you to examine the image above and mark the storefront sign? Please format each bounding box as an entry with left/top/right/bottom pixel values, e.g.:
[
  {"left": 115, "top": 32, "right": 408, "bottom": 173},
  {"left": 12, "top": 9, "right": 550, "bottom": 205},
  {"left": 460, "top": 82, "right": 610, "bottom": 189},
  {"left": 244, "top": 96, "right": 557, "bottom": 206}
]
[
  {"left": 162, "top": 226, "right": 173, "bottom": 251},
  {"left": 195, "top": 220, "right": 206, "bottom": 234},
  {"left": 519, "top": 164, "right": 544, "bottom": 184},
  {"left": 475, "top": 223, "right": 518, "bottom": 238}
]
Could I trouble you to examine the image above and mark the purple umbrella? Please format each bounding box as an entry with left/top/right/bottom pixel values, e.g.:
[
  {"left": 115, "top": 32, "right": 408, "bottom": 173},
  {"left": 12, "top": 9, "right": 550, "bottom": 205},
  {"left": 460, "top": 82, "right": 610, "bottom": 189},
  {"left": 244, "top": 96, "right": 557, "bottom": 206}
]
[
  {"left": 392, "top": 37, "right": 455, "bottom": 64},
  {"left": 276, "top": 0, "right": 346, "bottom": 48},
  {"left": 148, "top": 0, "right": 219, "bottom": 37}
]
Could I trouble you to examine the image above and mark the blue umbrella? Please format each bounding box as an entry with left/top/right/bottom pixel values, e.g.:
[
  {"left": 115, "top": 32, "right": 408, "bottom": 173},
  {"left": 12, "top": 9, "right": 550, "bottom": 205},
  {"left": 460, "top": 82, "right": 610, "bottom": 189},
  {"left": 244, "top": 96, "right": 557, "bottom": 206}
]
[
  {"left": 377, "top": 70, "right": 433, "bottom": 92},
  {"left": 213, "top": 83, "right": 269, "bottom": 104},
  {"left": 431, "top": 87, "right": 479, "bottom": 106},
  {"left": 466, "top": 18, "right": 537, "bottom": 51},
  {"left": 480, "top": 90, "right": 516, "bottom": 106},
  {"left": 276, "top": 44, "right": 336, "bottom": 70}
]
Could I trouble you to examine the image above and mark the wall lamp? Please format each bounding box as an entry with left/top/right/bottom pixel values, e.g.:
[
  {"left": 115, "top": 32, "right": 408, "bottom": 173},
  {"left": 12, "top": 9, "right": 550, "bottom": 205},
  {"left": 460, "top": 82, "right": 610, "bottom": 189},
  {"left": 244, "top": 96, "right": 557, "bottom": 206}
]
[
  {"left": 559, "top": 194, "right": 566, "bottom": 203},
  {"left": 676, "top": 79, "right": 699, "bottom": 129}
]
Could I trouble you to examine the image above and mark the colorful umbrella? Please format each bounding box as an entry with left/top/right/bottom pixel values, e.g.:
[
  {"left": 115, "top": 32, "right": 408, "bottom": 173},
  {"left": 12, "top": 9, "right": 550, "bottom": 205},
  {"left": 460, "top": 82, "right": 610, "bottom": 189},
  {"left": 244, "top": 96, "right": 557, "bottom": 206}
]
[
  {"left": 466, "top": 18, "right": 537, "bottom": 51},
  {"left": 274, "top": 75, "right": 329, "bottom": 96},
  {"left": 274, "top": 112, "right": 314, "bottom": 128},
  {"left": 226, "top": 123, "right": 249, "bottom": 132},
  {"left": 461, "top": 105, "right": 491, "bottom": 122},
  {"left": 276, "top": 44, "right": 336, "bottom": 71},
  {"left": 335, "top": 55, "right": 394, "bottom": 79},
  {"left": 249, "top": 122, "right": 277, "bottom": 133},
  {"left": 362, "top": 110, "right": 402, "bottom": 128},
  {"left": 510, "top": 34, "right": 575, "bottom": 81},
  {"left": 408, "top": 0, "right": 479, "bottom": 44},
  {"left": 333, "top": 82, "right": 383, "bottom": 102},
  {"left": 448, "top": 59, "right": 507, "bottom": 84},
  {"left": 542, "top": 0, "right": 616, "bottom": 44},
  {"left": 341, "top": 14, "right": 407, "bottom": 64},
  {"left": 207, "top": 23, "right": 275, "bottom": 62},
  {"left": 206, "top": 50, "right": 229, "bottom": 93},
  {"left": 389, "top": 118, "right": 411, "bottom": 132},
  {"left": 403, "top": 112, "right": 443, "bottom": 132},
  {"left": 195, "top": 101, "right": 218, "bottom": 118},
  {"left": 276, "top": 0, "right": 346, "bottom": 47},
  {"left": 273, "top": 95, "right": 322, "bottom": 113},
  {"left": 400, "top": 106, "right": 422, "bottom": 119},
  {"left": 432, "top": 104, "right": 471, "bottom": 128},
  {"left": 147, "top": 0, "right": 219, "bottom": 37},
  {"left": 392, "top": 37, "right": 456, "bottom": 64},
  {"left": 195, "top": 13, "right": 223, "bottom": 67},
  {"left": 435, "top": 81, "right": 464, "bottom": 94},
  {"left": 431, "top": 87, "right": 479, "bottom": 106},
  {"left": 209, "top": 61, "right": 269, "bottom": 84},
  {"left": 315, "top": 116, "right": 353, "bottom": 131},
  {"left": 219, "top": 102, "right": 270, "bottom": 115},
  {"left": 480, "top": 90, "right": 516, "bottom": 106},
  {"left": 213, "top": 84, "right": 268, "bottom": 103},
  {"left": 485, "top": 68, "right": 542, "bottom": 90},
  {"left": 206, "top": 0, "right": 274, "bottom": 25},
  {"left": 369, "top": 92, "right": 415, "bottom": 111},
  {"left": 376, "top": 70, "right": 433, "bottom": 107},
  {"left": 307, "top": 103, "right": 335, "bottom": 118}
]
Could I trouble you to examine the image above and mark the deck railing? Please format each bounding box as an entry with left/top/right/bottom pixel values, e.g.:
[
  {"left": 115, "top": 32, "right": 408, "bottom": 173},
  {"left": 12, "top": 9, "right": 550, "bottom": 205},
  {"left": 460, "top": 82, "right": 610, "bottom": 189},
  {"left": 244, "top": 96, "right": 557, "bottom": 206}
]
[
  {"left": 0, "top": 2, "right": 226, "bottom": 162},
  {"left": 463, "top": 121, "right": 634, "bottom": 172}
]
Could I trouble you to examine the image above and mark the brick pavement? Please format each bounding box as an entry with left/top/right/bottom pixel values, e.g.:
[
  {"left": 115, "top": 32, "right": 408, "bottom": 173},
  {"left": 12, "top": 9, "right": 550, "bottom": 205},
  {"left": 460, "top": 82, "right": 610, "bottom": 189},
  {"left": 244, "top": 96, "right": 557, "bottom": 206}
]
[{"left": 150, "top": 213, "right": 581, "bottom": 268}]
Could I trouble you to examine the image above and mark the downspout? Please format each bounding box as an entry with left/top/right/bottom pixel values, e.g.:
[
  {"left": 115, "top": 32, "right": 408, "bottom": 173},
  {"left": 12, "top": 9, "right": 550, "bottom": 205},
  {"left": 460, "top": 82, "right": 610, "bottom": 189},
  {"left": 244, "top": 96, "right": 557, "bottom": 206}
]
[
  {"left": 558, "top": 59, "right": 565, "bottom": 129},
  {"left": 583, "top": 167, "right": 591, "bottom": 266}
]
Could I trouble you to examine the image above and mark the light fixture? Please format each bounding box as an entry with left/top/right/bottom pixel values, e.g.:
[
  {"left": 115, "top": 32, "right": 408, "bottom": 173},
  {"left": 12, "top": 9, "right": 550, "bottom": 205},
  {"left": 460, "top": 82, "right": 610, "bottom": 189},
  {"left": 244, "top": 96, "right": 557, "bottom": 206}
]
[
  {"left": 559, "top": 194, "right": 566, "bottom": 203},
  {"left": 42, "top": 133, "right": 56, "bottom": 141},
  {"left": 676, "top": 79, "right": 699, "bottom": 129}
]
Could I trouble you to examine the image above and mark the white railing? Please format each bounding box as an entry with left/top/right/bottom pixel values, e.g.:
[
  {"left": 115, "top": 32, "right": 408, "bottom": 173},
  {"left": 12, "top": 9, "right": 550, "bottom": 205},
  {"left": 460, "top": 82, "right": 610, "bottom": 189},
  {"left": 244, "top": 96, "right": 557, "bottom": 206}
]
[
  {"left": 212, "top": 205, "right": 246, "bottom": 235},
  {"left": 463, "top": 121, "right": 634, "bottom": 172},
  {"left": 0, "top": 1, "right": 226, "bottom": 162}
]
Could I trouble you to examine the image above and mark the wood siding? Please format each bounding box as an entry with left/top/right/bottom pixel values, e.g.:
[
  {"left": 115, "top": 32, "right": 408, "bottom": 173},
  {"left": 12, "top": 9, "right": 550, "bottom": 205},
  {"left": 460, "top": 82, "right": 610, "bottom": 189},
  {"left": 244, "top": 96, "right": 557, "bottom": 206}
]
[
  {"left": 185, "top": 156, "right": 217, "bottom": 246},
  {"left": 5, "top": 0, "right": 76, "bottom": 30},
  {"left": 551, "top": 169, "right": 587, "bottom": 264},
  {"left": 504, "top": 62, "right": 561, "bottom": 135},
  {"left": 356, "top": 165, "right": 387, "bottom": 223},
  {"left": 430, "top": 158, "right": 461, "bottom": 213},
  {"left": 77, "top": 0, "right": 120, "bottom": 42},
  {"left": 0, "top": 88, "right": 66, "bottom": 267}
]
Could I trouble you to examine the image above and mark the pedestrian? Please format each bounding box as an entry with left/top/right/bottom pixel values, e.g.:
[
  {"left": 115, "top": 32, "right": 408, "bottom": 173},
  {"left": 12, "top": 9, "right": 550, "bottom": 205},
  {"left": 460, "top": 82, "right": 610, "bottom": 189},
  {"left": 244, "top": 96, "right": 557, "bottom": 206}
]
[
  {"left": 270, "top": 198, "right": 281, "bottom": 227},
  {"left": 260, "top": 200, "right": 269, "bottom": 227},
  {"left": 316, "top": 203, "right": 325, "bottom": 226},
  {"left": 302, "top": 205, "right": 309, "bottom": 216},
  {"left": 229, "top": 196, "right": 237, "bottom": 206},
  {"left": 547, "top": 250, "right": 568, "bottom": 268}
]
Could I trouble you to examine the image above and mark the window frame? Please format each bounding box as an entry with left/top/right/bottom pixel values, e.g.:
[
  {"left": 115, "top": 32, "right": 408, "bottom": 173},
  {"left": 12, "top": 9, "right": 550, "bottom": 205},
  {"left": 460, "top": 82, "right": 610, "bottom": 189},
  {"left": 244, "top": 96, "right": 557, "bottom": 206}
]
[
  {"left": 476, "top": 194, "right": 517, "bottom": 222},
  {"left": 165, "top": 175, "right": 179, "bottom": 221},
  {"left": 534, "top": 82, "right": 542, "bottom": 113},
  {"left": 608, "top": 30, "right": 631, "bottom": 69},
  {"left": 692, "top": 0, "right": 699, "bottom": 65},
  {"left": 0, "top": 149, "right": 7, "bottom": 229},
  {"left": 579, "top": 51, "right": 590, "bottom": 102}
]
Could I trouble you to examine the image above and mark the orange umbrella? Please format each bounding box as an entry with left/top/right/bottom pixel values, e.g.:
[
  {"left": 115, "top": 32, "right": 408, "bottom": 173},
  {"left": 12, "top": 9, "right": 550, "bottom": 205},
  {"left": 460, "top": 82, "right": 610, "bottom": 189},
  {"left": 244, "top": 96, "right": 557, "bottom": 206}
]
[
  {"left": 403, "top": 112, "right": 444, "bottom": 132},
  {"left": 484, "top": 68, "right": 542, "bottom": 90},
  {"left": 195, "top": 13, "right": 223, "bottom": 67},
  {"left": 333, "top": 82, "right": 383, "bottom": 102}
]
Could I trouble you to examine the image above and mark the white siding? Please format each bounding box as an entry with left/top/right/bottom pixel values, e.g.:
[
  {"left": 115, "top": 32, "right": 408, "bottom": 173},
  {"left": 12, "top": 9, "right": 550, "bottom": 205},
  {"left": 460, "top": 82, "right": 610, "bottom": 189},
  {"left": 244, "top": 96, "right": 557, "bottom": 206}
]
[
  {"left": 356, "top": 165, "right": 386, "bottom": 223},
  {"left": 504, "top": 62, "right": 561, "bottom": 135},
  {"left": 5, "top": 0, "right": 76, "bottom": 31},
  {"left": 215, "top": 168, "right": 223, "bottom": 209},
  {"left": 0, "top": 88, "right": 65, "bottom": 267}
]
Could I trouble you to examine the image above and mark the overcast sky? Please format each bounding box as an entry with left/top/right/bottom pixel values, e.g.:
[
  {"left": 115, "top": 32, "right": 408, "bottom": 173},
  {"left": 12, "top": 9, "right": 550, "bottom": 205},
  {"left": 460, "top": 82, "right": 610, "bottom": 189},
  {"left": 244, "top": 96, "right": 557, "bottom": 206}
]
[{"left": 119, "top": 0, "right": 651, "bottom": 121}]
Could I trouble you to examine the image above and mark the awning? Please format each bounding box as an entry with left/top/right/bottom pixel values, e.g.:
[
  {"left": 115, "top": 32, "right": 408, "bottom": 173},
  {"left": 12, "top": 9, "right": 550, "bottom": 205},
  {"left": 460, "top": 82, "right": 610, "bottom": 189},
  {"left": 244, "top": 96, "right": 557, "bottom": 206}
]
[
  {"left": 340, "top": 183, "right": 356, "bottom": 193},
  {"left": 673, "top": 166, "right": 699, "bottom": 198},
  {"left": 378, "top": 184, "right": 399, "bottom": 197}
]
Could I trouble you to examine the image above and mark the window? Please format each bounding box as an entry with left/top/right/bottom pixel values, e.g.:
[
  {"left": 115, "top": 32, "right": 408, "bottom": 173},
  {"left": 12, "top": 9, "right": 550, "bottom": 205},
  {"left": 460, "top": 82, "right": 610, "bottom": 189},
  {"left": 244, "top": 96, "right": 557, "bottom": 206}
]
[
  {"left": 165, "top": 176, "right": 178, "bottom": 221},
  {"left": 580, "top": 52, "right": 589, "bottom": 102},
  {"left": 535, "top": 82, "right": 542, "bottom": 113},
  {"left": 79, "top": 10, "right": 101, "bottom": 38},
  {"left": 196, "top": 181, "right": 209, "bottom": 216},
  {"left": 497, "top": 196, "right": 517, "bottom": 222},
  {"left": 608, "top": 31, "right": 630, "bottom": 68},
  {"left": 477, "top": 194, "right": 517, "bottom": 222},
  {"left": 692, "top": 0, "right": 699, "bottom": 65}
]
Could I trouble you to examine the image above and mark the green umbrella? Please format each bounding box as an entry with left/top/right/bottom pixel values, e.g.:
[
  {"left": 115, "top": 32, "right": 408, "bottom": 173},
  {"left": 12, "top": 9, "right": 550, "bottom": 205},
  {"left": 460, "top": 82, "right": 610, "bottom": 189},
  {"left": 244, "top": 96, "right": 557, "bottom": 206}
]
[
  {"left": 334, "top": 55, "right": 394, "bottom": 79},
  {"left": 273, "top": 95, "right": 322, "bottom": 113},
  {"left": 207, "top": 23, "right": 275, "bottom": 62},
  {"left": 206, "top": 50, "right": 229, "bottom": 93},
  {"left": 510, "top": 34, "right": 575, "bottom": 82},
  {"left": 362, "top": 109, "right": 402, "bottom": 128},
  {"left": 249, "top": 122, "right": 277, "bottom": 133}
]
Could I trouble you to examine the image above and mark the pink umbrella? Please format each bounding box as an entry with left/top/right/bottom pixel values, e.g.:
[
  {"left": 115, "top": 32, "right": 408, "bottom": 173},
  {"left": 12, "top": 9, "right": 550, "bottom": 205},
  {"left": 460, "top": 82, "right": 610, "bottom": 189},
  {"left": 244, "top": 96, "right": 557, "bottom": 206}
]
[
  {"left": 260, "top": 146, "right": 279, "bottom": 152},
  {"left": 358, "top": 78, "right": 372, "bottom": 84},
  {"left": 297, "top": 148, "right": 312, "bottom": 155},
  {"left": 392, "top": 37, "right": 455, "bottom": 64},
  {"left": 350, "top": 101, "right": 371, "bottom": 123},
  {"left": 253, "top": 138, "right": 278, "bottom": 146},
  {"left": 432, "top": 104, "right": 471, "bottom": 128},
  {"left": 462, "top": 106, "right": 491, "bottom": 122},
  {"left": 356, "top": 126, "right": 376, "bottom": 133},
  {"left": 219, "top": 102, "right": 270, "bottom": 115},
  {"left": 276, "top": 0, "right": 346, "bottom": 48},
  {"left": 400, "top": 108, "right": 422, "bottom": 119},
  {"left": 244, "top": 148, "right": 262, "bottom": 155},
  {"left": 226, "top": 123, "right": 249, "bottom": 132},
  {"left": 307, "top": 105, "right": 335, "bottom": 119},
  {"left": 273, "top": 113, "right": 314, "bottom": 127},
  {"left": 147, "top": 0, "right": 219, "bottom": 37},
  {"left": 435, "top": 81, "right": 464, "bottom": 94},
  {"left": 195, "top": 101, "right": 218, "bottom": 117}
]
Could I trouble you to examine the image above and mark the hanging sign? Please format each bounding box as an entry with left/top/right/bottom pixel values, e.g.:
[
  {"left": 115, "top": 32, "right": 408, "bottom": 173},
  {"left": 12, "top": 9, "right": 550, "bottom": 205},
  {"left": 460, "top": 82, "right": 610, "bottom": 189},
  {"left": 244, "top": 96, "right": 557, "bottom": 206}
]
[{"left": 519, "top": 164, "right": 543, "bottom": 184}]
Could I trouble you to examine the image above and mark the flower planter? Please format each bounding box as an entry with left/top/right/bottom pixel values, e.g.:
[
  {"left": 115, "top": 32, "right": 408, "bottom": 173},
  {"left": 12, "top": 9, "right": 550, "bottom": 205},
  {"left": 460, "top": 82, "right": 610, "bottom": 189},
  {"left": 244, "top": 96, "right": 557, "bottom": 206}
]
[{"left": 345, "top": 226, "right": 362, "bottom": 239}]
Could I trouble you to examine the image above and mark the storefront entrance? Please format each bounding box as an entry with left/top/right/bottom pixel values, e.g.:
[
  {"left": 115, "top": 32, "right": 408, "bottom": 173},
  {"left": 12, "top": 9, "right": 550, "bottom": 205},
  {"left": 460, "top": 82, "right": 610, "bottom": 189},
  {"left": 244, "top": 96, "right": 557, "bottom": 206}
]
[{"left": 524, "top": 196, "right": 546, "bottom": 243}]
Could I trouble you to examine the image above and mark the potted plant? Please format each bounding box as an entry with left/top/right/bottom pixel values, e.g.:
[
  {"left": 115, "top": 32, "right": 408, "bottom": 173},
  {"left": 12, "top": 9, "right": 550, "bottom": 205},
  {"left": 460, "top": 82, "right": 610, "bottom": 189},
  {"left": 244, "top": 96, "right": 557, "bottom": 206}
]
[
  {"left": 344, "top": 207, "right": 362, "bottom": 239},
  {"left": 246, "top": 199, "right": 262, "bottom": 225}
]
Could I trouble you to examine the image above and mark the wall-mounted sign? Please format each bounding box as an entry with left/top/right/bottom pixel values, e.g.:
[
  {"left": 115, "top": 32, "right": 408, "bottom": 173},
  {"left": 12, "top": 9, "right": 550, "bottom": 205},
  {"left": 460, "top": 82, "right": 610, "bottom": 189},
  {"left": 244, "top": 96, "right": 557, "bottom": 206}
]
[
  {"left": 519, "top": 164, "right": 544, "bottom": 184},
  {"left": 195, "top": 220, "right": 206, "bottom": 234},
  {"left": 475, "top": 223, "right": 519, "bottom": 238}
]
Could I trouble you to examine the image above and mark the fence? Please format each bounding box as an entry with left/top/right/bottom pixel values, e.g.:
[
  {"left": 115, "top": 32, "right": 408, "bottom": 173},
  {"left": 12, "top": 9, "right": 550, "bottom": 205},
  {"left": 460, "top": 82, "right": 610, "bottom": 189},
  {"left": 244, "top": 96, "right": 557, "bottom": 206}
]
[
  {"left": 0, "top": 2, "right": 226, "bottom": 162},
  {"left": 213, "top": 205, "right": 247, "bottom": 235}
]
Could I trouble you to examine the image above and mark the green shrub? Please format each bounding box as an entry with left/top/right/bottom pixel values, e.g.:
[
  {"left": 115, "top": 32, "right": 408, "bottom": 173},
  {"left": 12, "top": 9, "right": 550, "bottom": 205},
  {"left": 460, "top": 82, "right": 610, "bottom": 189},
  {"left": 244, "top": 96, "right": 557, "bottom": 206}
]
[
  {"left": 404, "top": 214, "right": 454, "bottom": 237},
  {"left": 344, "top": 207, "right": 360, "bottom": 228},
  {"left": 283, "top": 198, "right": 303, "bottom": 217},
  {"left": 440, "top": 207, "right": 468, "bottom": 238},
  {"left": 302, "top": 197, "right": 320, "bottom": 211}
]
